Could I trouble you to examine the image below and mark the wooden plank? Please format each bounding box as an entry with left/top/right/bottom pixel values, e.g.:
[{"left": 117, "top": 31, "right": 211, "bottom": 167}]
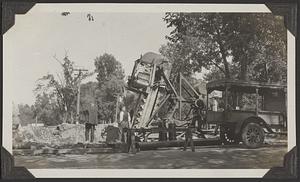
[{"left": 138, "top": 138, "right": 221, "bottom": 150}]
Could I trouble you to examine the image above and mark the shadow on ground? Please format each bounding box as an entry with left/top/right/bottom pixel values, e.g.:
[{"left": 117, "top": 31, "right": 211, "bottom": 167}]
[{"left": 14, "top": 145, "right": 287, "bottom": 169}]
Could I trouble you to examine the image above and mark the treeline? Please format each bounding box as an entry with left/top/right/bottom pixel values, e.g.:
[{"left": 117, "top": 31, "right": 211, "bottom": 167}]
[{"left": 14, "top": 53, "right": 135, "bottom": 126}]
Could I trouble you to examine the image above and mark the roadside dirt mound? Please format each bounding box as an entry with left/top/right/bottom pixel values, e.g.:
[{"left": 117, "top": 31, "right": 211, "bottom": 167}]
[{"left": 13, "top": 123, "right": 110, "bottom": 149}]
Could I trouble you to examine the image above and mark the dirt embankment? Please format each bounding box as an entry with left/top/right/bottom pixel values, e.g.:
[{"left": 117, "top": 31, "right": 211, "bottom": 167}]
[{"left": 13, "top": 123, "right": 112, "bottom": 149}]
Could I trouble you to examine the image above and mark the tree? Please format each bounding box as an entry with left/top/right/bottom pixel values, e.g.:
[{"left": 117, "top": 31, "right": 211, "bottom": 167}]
[
  {"left": 18, "top": 104, "right": 35, "bottom": 126},
  {"left": 94, "top": 53, "right": 124, "bottom": 87},
  {"left": 123, "top": 91, "right": 137, "bottom": 112},
  {"left": 159, "top": 43, "right": 195, "bottom": 79},
  {"left": 94, "top": 53, "right": 125, "bottom": 123},
  {"left": 163, "top": 13, "right": 237, "bottom": 79},
  {"left": 35, "top": 55, "right": 92, "bottom": 123},
  {"left": 162, "top": 13, "right": 286, "bottom": 82},
  {"left": 79, "top": 81, "right": 98, "bottom": 123},
  {"left": 230, "top": 14, "right": 286, "bottom": 81},
  {"left": 33, "top": 93, "right": 62, "bottom": 126},
  {"left": 248, "top": 14, "right": 287, "bottom": 83},
  {"left": 12, "top": 102, "right": 21, "bottom": 127}
]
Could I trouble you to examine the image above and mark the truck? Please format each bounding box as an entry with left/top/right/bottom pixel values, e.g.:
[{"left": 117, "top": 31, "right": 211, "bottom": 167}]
[
  {"left": 206, "top": 79, "right": 287, "bottom": 148},
  {"left": 125, "top": 52, "right": 287, "bottom": 150}
]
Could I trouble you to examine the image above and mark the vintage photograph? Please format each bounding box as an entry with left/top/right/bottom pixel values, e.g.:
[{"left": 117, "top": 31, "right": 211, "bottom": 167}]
[{"left": 2, "top": 3, "right": 296, "bottom": 178}]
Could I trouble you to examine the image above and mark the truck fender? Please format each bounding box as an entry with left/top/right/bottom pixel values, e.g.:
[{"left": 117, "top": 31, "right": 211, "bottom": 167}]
[{"left": 234, "top": 116, "right": 274, "bottom": 135}]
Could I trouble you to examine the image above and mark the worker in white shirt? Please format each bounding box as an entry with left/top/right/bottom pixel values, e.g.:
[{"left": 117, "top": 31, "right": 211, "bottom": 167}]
[{"left": 212, "top": 97, "right": 218, "bottom": 111}]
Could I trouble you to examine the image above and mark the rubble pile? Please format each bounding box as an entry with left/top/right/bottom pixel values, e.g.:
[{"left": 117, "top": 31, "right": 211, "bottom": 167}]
[{"left": 13, "top": 123, "right": 112, "bottom": 149}]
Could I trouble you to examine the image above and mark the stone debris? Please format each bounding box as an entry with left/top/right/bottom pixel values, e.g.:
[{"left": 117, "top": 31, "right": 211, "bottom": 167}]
[{"left": 13, "top": 123, "right": 119, "bottom": 149}]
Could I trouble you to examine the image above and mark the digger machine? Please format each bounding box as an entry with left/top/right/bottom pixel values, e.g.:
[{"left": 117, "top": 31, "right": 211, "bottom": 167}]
[{"left": 124, "top": 52, "right": 287, "bottom": 152}]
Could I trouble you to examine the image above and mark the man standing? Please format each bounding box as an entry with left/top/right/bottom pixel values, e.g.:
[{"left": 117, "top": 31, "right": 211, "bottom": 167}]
[
  {"left": 212, "top": 97, "right": 218, "bottom": 111},
  {"left": 183, "top": 126, "right": 195, "bottom": 152},
  {"left": 85, "top": 102, "right": 98, "bottom": 143},
  {"left": 119, "top": 106, "right": 131, "bottom": 143}
]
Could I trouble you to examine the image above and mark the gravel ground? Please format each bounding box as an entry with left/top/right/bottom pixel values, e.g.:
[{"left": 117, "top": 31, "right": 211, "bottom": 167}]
[{"left": 14, "top": 144, "right": 287, "bottom": 169}]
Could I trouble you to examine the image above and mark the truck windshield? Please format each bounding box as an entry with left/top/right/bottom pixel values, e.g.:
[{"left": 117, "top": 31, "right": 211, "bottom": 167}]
[{"left": 207, "top": 91, "right": 261, "bottom": 112}]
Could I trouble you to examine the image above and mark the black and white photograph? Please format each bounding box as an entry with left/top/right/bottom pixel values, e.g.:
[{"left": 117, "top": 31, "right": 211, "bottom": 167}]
[{"left": 2, "top": 3, "right": 297, "bottom": 178}]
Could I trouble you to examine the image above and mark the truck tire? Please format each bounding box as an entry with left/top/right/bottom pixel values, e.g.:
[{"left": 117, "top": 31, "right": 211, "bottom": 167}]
[{"left": 241, "top": 122, "right": 265, "bottom": 148}]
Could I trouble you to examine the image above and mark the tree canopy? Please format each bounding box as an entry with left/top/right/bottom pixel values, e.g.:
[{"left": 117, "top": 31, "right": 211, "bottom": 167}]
[
  {"left": 94, "top": 53, "right": 125, "bottom": 123},
  {"left": 161, "top": 13, "right": 287, "bottom": 82},
  {"left": 95, "top": 53, "right": 124, "bottom": 87}
]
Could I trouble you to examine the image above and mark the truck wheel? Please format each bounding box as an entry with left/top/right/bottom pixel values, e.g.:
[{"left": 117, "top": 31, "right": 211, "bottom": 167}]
[
  {"left": 241, "top": 122, "right": 265, "bottom": 148},
  {"left": 220, "top": 125, "right": 239, "bottom": 145}
]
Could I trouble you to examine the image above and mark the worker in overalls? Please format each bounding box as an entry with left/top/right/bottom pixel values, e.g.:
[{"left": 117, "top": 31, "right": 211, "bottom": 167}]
[
  {"left": 183, "top": 99, "right": 205, "bottom": 152},
  {"left": 192, "top": 98, "right": 206, "bottom": 137},
  {"left": 183, "top": 124, "right": 195, "bottom": 152},
  {"left": 85, "top": 102, "right": 98, "bottom": 143},
  {"left": 119, "top": 106, "right": 131, "bottom": 143}
]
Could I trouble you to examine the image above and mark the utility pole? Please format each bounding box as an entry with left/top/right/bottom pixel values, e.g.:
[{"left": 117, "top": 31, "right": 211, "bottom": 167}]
[
  {"left": 115, "top": 86, "right": 125, "bottom": 124},
  {"left": 74, "top": 68, "right": 88, "bottom": 124}
]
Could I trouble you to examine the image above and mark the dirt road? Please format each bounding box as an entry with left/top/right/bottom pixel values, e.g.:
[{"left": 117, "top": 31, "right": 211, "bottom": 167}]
[{"left": 14, "top": 144, "right": 287, "bottom": 169}]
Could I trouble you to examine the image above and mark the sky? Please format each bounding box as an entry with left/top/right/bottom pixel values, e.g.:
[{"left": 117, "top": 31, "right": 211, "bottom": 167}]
[
  {"left": 3, "top": 3, "right": 273, "bottom": 106},
  {"left": 4, "top": 6, "right": 173, "bottom": 105}
]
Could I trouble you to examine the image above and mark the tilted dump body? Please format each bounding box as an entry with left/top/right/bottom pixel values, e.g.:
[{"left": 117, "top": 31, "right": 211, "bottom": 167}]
[
  {"left": 127, "top": 52, "right": 203, "bottom": 129},
  {"left": 127, "top": 52, "right": 173, "bottom": 128}
]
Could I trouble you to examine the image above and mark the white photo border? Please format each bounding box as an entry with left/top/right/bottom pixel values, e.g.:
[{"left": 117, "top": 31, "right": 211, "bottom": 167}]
[{"left": 2, "top": 3, "right": 296, "bottom": 178}]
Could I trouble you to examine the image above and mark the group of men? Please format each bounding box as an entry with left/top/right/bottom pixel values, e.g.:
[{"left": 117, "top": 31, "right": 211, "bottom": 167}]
[
  {"left": 81, "top": 102, "right": 196, "bottom": 152},
  {"left": 81, "top": 103, "right": 131, "bottom": 144}
]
